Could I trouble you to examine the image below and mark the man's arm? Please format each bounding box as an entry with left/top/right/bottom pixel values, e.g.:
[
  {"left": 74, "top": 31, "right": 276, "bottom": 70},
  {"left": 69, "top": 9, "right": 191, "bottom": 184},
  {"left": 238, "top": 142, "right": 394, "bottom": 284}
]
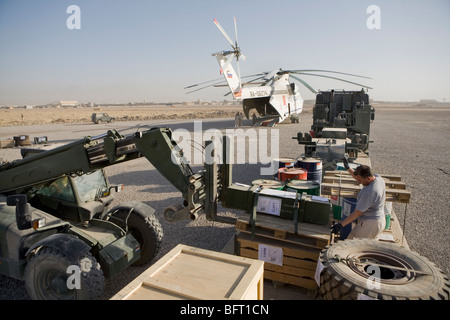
[
  {"left": 342, "top": 157, "right": 358, "bottom": 181},
  {"left": 346, "top": 167, "right": 356, "bottom": 179},
  {"left": 331, "top": 208, "right": 364, "bottom": 234},
  {"left": 341, "top": 209, "right": 364, "bottom": 227}
]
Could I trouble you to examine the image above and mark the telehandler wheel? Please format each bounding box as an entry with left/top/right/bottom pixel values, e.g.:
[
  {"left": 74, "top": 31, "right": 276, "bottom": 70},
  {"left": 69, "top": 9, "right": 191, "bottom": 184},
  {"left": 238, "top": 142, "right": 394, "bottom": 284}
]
[
  {"left": 318, "top": 239, "right": 450, "bottom": 300},
  {"left": 110, "top": 203, "right": 163, "bottom": 266},
  {"left": 24, "top": 246, "right": 104, "bottom": 300}
]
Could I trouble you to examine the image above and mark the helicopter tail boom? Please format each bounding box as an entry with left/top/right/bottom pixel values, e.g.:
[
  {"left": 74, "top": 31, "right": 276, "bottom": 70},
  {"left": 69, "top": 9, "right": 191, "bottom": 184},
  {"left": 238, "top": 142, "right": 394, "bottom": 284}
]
[{"left": 213, "top": 52, "right": 242, "bottom": 99}]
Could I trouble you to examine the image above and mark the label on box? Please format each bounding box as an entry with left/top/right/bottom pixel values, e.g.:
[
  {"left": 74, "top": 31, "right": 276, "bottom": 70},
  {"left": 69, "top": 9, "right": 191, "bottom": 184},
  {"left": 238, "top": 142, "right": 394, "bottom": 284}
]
[
  {"left": 311, "top": 195, "right": 330, "bottom": 203},
  {"left": 258, "top": 244, "right": 283, "bottom": 266},
  {"left": 256, "top": 196, "right": 282, "bottom": 216}
]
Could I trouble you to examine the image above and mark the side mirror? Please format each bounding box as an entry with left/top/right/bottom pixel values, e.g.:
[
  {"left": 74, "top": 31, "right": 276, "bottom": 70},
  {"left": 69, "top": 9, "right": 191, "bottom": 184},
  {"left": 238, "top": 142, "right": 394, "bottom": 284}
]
[
  {"left": 7, "top": 194, "right": 32, "bottom": 230},
  {"left": 110, "top": 184, "right": 124, "bottom": 193}
]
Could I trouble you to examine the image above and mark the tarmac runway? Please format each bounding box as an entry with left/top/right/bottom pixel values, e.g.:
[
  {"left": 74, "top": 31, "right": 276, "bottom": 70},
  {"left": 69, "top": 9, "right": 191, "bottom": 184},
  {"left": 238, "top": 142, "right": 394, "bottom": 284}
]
[{"left": 0, "top": 105, "right": 449, "bottom": 299}]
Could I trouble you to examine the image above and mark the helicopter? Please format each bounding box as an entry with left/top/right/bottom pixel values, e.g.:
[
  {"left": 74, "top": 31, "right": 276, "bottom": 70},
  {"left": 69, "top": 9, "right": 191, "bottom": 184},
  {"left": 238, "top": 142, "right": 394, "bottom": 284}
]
[{"left": 185, "top": 18, "right": 373, "bottom": 127}]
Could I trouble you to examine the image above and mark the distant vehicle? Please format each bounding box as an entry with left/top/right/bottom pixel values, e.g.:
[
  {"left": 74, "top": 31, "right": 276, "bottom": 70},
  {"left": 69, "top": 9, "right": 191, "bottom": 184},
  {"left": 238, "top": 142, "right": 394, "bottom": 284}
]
[{"left": 91, "top": 113, "right": 115, "bottom": 124}]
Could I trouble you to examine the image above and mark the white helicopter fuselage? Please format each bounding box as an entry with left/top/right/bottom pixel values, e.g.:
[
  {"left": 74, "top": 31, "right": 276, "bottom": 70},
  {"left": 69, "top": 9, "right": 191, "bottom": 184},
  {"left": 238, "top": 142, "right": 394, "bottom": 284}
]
[
  {"left": 242, "top": 74, "right": 304, "bottom": 123},
  {"left": 214, "top": 52, "right": 303, "bottom": 124}
]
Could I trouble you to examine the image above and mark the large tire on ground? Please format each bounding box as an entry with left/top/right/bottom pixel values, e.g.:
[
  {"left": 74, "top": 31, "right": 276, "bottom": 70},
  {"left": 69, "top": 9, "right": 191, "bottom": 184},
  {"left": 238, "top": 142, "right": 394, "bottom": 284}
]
[
  {"left": 318, "top": 239, "right": 450, "bottom": 300},
  {"left": 109, "top": 202, "right": 163, "bottom": 266},
  {"left": 24, "top": 246, "right": 104, "bottom": 300}
]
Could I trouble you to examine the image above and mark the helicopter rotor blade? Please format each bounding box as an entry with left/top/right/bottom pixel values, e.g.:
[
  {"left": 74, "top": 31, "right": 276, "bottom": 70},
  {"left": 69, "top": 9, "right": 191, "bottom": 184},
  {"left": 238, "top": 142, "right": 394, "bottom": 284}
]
[
  {"left": 184, "top": 76, "right": 226, "bottom": 89},
  {"left": 185, "top": 73, "right": 265, "bottom": 94},
  {"left": 290, "top": 69, "right": 372, "bottom": 79},
  {"left": 185, "top": 79, "right": 228, "bottom": 94},
  {"left": 234, "top": 17, "right": 239, "bottom": 48},
  {"left": 232, "top": 17, "right": 247, "bottom": 61},
  {"left": 214, "top": 18, "right": 235, "bottom": 50},
  {"left": 290, "top": 75, "right": 317, "bottom": 94},
  {"left": 294, "top": 72, "right": 373, "bottom": 89},
  {"left": 233, "top": 17, "right": 242, "bottom": 90},
  {"left": 240, "top": 73, "right": 266, "bottom": 80},
  {"left": 244, "top": 75, "right": 266, "bottom": 84}
]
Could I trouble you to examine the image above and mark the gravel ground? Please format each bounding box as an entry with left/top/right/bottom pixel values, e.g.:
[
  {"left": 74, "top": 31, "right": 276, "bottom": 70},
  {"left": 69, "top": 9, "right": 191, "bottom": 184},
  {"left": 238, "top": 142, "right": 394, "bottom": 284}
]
[
  {"left": 0, "top": 105, "right": 449, "bottom": 299},
  {"left": 370, "top": 107, "right": 450, "bottom": 279}
]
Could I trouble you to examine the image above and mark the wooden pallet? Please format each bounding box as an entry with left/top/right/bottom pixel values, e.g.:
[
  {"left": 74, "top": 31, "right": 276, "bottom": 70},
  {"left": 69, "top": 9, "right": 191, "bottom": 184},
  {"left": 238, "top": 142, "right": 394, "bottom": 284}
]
[
  {"left": 324, "top": 170, "right": 403, "bottom": 181},
  {"left": 236, "top": 212, "right": 331, "bottom": 250},
  {"left": 321, "top": 171, "right": 411, "bottom": 203},
  {"left": 323, "top": 175, "right": 406, "bottom": 189},
  {"left": 236, "top": 232, "right": 321, "bottom": 290}
]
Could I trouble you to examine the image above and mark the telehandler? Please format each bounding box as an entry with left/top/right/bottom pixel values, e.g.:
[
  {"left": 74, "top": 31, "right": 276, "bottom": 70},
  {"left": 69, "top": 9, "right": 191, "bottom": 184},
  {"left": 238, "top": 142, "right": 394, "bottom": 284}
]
[{"left": 1, "top": 126, "right": 331, "bottom": 299}]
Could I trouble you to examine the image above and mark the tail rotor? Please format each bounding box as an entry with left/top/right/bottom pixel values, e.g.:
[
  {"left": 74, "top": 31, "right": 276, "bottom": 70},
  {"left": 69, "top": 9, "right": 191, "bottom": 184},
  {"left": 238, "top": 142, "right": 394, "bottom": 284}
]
[{"left": 214, "top": 17, "right": 246, "bottom": 91}]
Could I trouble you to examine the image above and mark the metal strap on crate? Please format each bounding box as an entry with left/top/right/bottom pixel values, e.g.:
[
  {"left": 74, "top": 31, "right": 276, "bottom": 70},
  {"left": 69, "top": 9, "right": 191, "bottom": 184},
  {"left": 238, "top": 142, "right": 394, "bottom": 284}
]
[
  {"left": 292, "top": 191, "right": 301, "bottom": 235},
  {"left": 248, "top": 187, "right": 262, "bottom": 239}
]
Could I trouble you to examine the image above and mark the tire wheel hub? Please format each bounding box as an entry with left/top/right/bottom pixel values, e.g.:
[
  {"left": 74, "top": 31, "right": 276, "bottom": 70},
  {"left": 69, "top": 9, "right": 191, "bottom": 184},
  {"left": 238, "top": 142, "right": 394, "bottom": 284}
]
[{"left": 346, "top": 251, "right": 416, "bottom": 285}]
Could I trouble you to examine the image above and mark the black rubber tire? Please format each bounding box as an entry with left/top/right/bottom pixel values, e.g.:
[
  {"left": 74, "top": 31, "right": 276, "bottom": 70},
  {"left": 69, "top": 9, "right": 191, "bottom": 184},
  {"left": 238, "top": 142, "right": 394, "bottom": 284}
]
[
  {"left": 318, "top": 239, "right": 450, "bottom": 300},
  {"left": 112, "top": 207, "right": 163, "bottom": 266},
  {"left": 24, "top": 246, "right": 104, "bottom": 300}
]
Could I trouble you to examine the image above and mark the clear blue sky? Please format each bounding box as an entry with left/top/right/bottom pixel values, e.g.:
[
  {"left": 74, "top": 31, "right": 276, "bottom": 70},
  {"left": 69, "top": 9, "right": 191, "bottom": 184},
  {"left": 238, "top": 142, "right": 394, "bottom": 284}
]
[{"left": 1, "top": 0, "right": 449, "bottom": 105}]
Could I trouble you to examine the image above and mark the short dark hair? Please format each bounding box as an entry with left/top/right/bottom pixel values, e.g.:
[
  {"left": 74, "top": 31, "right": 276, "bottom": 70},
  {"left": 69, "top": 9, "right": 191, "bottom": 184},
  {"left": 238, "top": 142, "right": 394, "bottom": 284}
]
[{"left": 354, "top": 165, "right": 374, "bottom": 178}]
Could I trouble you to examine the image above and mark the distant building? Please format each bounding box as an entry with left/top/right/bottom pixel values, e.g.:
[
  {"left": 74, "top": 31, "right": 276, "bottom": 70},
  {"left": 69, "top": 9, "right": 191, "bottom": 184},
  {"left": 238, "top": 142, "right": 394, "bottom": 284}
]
[
  {"left": 418, "top": 99, "right": 439, "bottom": 105},
  {"left": 417, "top": 99, "right": 439, "bottom": 107},
  {"left": 58, "top": 100, "right": 78, "bottom": 107}
]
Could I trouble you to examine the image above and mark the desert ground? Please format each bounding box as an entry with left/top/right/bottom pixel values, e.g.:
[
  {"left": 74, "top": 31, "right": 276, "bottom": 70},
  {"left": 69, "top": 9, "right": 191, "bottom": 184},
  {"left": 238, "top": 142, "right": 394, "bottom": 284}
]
[
  {"left": 0, "top": 102, "right": 449, "bottom": 300},
  {"left": 0, "top": 104, "right": 243, "bottom": 127}
]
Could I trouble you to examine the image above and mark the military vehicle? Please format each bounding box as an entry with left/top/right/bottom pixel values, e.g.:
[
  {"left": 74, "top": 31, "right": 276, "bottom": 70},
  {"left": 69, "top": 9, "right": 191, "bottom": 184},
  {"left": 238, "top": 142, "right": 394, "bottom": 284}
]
[
  {"left": 309, "top": 89, "right": 375, "bottom": 152},
  {"left": 91, "top": 113, "right": 115, "bottom": 124},
  {"left": 293, "top": 89, "right": 375, "bottom": 169},
  {"left": 0, "top": 129, "right": 178, "bottom": 300}
]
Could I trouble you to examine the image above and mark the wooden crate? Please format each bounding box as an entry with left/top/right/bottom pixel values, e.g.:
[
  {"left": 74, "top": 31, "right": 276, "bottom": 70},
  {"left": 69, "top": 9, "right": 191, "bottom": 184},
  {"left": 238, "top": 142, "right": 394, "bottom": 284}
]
[
  {"left": 111, "top": 244, "right": 264, "bottom": 300},
  {"left": 235, "top": 212, "right": 331, "bottom": 290},
  {"left": 236, "top": 232, "right": 322, "bottom": 290}
]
